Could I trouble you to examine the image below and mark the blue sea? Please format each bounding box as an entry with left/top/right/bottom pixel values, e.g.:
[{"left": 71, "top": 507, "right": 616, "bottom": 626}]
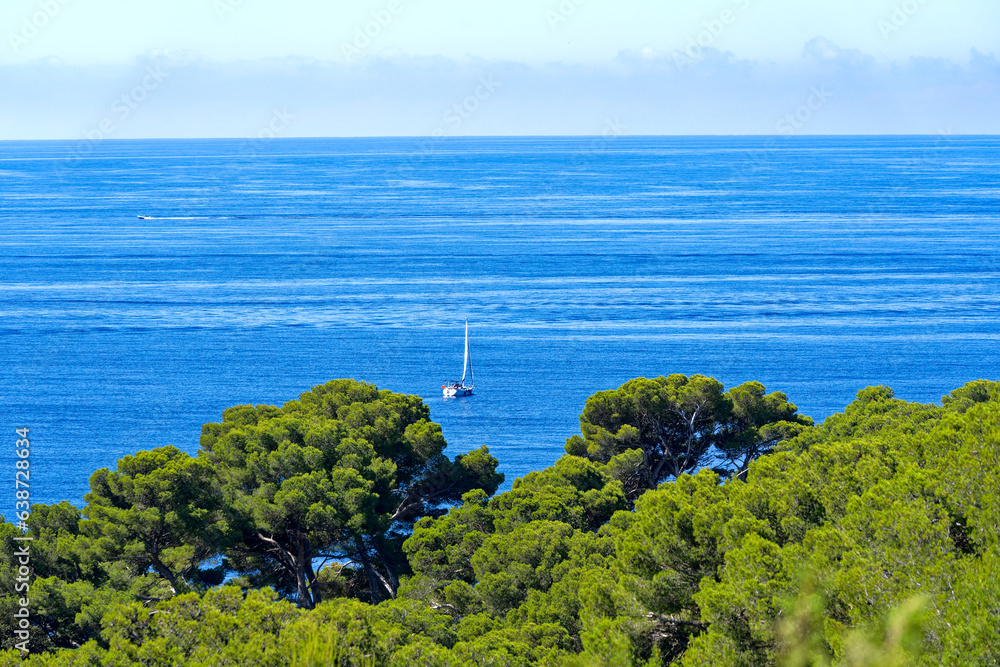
[{"left": 1, "top": 136, "right": 998, "bottom": 517}]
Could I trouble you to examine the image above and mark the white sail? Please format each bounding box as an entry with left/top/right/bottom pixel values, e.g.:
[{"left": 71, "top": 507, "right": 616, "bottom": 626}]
[
  {"left": 461, "top": 319, "right": 469, "bottom": 383},
  {"left": 467, "top": 321, "right": 473, "bottom": 387},
  {"left": 444, "top": 319, "right": 474, "bottom": 398}
]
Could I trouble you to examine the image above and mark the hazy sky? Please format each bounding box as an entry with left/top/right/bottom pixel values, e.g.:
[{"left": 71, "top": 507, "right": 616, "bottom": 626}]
[{"left": 1, "top": 0, "right": 998, "bottom": 137}]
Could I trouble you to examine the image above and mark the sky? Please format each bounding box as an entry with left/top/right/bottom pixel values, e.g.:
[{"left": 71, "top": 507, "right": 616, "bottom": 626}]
[{"left": 1, "top": 0, "right": 998, "bottom": 138}]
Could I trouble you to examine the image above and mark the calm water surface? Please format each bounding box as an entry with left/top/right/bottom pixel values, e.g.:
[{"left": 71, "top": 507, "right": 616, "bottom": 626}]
[{"left": 1, "top": 136, "right": 998, "bottom": 515}]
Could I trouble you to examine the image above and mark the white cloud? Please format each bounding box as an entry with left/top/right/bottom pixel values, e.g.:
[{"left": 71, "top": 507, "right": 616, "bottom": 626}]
[{"left": 0, "top": 41, "right": 997, "bottom": 139}]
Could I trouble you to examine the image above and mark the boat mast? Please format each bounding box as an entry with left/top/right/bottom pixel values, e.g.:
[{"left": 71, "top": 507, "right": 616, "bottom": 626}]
[
  {"left": 461, "top": 319, "right": 469, "bottom": 384},
  {"left": 467, "top": 320, "right": 473, "bottom": 388}
]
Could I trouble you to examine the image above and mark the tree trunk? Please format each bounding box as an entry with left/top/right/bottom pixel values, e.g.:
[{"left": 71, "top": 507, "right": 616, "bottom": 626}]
[
  {"left": 256, "top": 531, "right": 314, "bottom": 609},
  {"left": 149, "top": 552, "right": 179, "bottom": 596},
  {"left": 356, "top": 537, "right": 384, "bottom": 605},
  {"left": 294, "top": 532, "right": 315, "bottom": 609},
  {"left": 381, "top": 551, "right": 400, "bottom": 596},
  {"left": 305, "top": 556, "right": 322, "bottom": 606}
]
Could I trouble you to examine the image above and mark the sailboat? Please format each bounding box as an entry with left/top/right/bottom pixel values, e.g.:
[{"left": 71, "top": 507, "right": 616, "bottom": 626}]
[{"left": 443, "top": 320, "right": 474, "bottom": 398}]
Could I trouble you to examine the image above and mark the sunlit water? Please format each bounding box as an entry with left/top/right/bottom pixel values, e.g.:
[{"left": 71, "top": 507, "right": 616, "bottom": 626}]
[{"left": 1, "top": 136, "right": 998, "bottom": 516}]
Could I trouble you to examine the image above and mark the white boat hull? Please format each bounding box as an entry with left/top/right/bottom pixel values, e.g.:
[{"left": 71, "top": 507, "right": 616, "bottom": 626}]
[{"left": 443, "top": 385, "right": 473, "bottom": 398}]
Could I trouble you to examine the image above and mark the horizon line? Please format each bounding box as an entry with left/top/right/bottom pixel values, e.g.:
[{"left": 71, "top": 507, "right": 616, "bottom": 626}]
[{"left": 1, "top": 133, "right": 995, "bottom": 144}]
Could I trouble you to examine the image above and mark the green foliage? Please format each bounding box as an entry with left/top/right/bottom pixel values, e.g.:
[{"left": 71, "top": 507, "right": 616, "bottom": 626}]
[
  {"left": 608, "top": 470, "right": 730, "bottom": 661},
  {"left": 566, "top": 374, "right": 732, "bottom": 496},
  {"left": 9, "top": 589, "right": 456, "bottom": 667},
  {"left": 560, "top": 617, "right": 659, "bottom": 667},
  {"left": 940, "top": 550, "right": 1000, "bottom": 664},
  {"left": 403, "top": 455, "right": 623, "bottom": 616},
  {"left": 96, "top": 586, "right": 301, "bottom": 665},
  {"left": 402, "top": 490, "right": 493, "bottom": 595},
  {"left": 7, "top": 376, "right": 1000, "bottom": 667},
  {"left": 616, "top": 470, "right": 730, "bottom": 617},
  {"left": 783, "top": 386, "right": 941, "bottom": 454},
  {"left": 566, "top": 375, "right": 811, "bottom": 500},
  {"left": 489, "top": 455, "right": 627, "bottom": 533},
  {"left": 719, "top": 381, "right": 814, "bottom": 478},
  {"left": 0, "top": 501, "right": 165, "bottom": 653},
  {"left": 84, "top": 446, "right": 232, "bottom": 594},
  {"left": 776, "top": 584, "right": 930, "bottom": 667},
  {"left": 671, "top": 381, "right": 1000, "bottom": 665},
  {"left": 200, "top": 379, "right": 502, "bottom": 607},
  {"left": 289, "top": 598, "right": 383, "bottom": 667},
  {"left": 940, "top": 379, "right": 1000, "bottom": 413},
  {"left": 472, "top": 520, "right": 577, "bottom": 615}
]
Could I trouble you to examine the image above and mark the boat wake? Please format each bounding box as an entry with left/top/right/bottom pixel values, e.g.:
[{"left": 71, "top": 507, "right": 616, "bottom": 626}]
[{"left": 137, "top": 215, "right": 222, "bottom": 220}]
